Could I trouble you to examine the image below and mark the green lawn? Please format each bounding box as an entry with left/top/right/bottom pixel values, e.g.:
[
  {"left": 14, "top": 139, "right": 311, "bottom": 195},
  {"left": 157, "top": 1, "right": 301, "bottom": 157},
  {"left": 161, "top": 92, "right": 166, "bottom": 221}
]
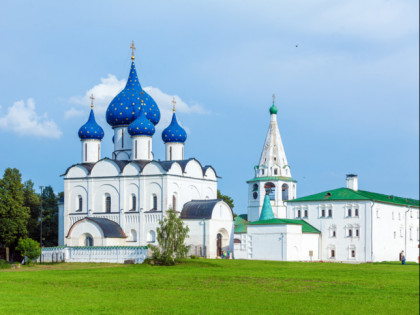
[{"left": 0, "top": 260, "right": 418, "bottom": 314}]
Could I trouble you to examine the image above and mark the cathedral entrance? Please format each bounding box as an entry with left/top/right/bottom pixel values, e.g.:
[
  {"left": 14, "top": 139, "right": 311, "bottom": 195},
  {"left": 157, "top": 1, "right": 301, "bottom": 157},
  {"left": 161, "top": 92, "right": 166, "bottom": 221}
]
[{"left": 217, "top": 233, "right": 222, "bottom": 257}]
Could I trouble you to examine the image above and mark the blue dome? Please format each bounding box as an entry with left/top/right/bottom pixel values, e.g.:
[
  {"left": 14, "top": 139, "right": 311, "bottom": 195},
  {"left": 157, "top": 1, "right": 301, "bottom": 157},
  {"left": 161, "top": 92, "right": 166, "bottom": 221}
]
[
  {"left": 78, "top": 109, "right": 104, "bottom": 140},
  {"left": 162, "top": 112, "right": 187, "bottom": 143},
  {"left": 128, "top": 106, "right": 155, "bottom": 136},
  {"left": 106, "top": 61, "right": 160, "bottom": 127}
]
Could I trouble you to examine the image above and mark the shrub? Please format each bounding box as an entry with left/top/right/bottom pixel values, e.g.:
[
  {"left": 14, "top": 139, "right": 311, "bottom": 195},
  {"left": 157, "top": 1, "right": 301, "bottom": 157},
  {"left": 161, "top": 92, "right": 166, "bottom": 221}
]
[
  {"left": 0, "top": 259, "right": 11, "bottom": 269},
  {"left": 16, "top": 238, "right": 41, "bottom": 264}
]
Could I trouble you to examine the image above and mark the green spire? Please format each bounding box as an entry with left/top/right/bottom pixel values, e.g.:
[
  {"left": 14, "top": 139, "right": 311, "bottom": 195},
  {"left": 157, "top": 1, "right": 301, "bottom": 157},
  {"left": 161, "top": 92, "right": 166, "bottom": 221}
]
[
  {"left": 259, "top": 195, "right": 275, "bottom": 221},
  {"left": 270, "top": 93, "right": 278, "bottom": 115}
]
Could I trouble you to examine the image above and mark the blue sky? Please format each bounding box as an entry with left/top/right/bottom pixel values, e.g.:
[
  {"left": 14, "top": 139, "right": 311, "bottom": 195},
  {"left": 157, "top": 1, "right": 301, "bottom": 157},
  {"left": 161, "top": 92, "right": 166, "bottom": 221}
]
[{"left": 0, "top": 0, "right": 418, "bottom": 213}]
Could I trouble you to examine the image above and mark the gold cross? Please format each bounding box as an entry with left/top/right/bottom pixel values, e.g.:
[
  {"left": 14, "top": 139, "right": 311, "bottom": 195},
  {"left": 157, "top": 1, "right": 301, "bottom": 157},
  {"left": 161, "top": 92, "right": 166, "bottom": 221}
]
[
  {"left": 272, "top": 93, "right": 275, "bottom": 105},
  {"left": 172, "top": 97, "right": 176, "bottom": 112},
  {"left": 130, "top": 41, "right": 136, "bottom": 60},
  {"left": 90, "top": 94, "right": 95, "bottom": 109}
]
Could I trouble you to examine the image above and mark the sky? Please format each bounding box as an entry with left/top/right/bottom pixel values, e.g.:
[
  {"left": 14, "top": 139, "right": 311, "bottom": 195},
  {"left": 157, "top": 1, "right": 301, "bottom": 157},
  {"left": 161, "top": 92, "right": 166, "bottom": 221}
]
[{"left": 0, "top": 0, "right": 418, "bottom": 213}]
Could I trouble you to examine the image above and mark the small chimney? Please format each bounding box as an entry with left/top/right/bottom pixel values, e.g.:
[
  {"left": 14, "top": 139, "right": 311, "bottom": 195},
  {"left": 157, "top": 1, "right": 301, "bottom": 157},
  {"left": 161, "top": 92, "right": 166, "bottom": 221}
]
[{"left": 346, "top": 174, "right": 358, "bottom": 191}]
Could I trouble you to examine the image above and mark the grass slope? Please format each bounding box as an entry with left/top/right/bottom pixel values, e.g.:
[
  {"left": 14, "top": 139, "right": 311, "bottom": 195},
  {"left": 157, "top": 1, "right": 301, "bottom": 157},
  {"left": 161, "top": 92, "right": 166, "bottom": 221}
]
[{"left": 0, "top": 260, "right": 418, "bottom": 314}]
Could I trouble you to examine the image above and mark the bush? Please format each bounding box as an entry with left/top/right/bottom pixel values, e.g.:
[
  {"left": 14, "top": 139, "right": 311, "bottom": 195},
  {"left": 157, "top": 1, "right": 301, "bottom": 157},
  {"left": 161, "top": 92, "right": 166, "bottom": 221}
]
[
  {"left": 0, "top": 259, "right": 11, "bottom": 269},
  {"left": 16, "top": 238, "right": 41, "bottom": 264}
]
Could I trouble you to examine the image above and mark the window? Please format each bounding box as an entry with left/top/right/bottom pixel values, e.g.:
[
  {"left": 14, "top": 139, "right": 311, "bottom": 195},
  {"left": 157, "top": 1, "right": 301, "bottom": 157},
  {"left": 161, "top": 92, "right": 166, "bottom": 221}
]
[
  {"left": 122, "top": 128, "right": 124, "bottom": 148},
  {"left": 321, "top": 209, "right": 325, "bottom": 218},
  {"left": 264, "top": 182, "right": 276, "bottom": 200},
  {"left": 84, "top": 143, "right": 87, "bottom": 161},
  {"left": 347, "top": 209, "right": 352, "bottom": 217},
  {"left": 172, "top": 195, "right": 177, "bottom": 211},
  {"left": 274, "top": 169, "right": 278, "bottom": 175},
  {"left": 304, "top": 210, "right": 308, "bottom": 218},
  {"left": 351, "top": 250, "right": 356, "bottom": 258},
  {"left": 135, "top": 140, "right": 138, "bottom": 159},
  {"left": 394, "top": 231, "right": 396, "bottom": 239},
  {"left": 331, "top": 249, "right": 335, "bottom": 258},
  {"left": 332, "top": 230, "right": 336, "bottom": 237},
  {"left": 330, "top": 225, "right": 337, "bottom": 238},
  {"left": 169, "top": 146, "right": 172, "bottom": 161},
  {"left": 147, "top": 230, "right": 156, "bottom": 243},
  {"left": 85, "top": 235, "right": 93, "bottom": 247},
  {"left": 262, "top": 170, "right": 265, "bottom": 175},
  {"left": 131, "top": 195, "right": 136, "bottom": 211},
  {"left": 297, "top": 210, "right": 301, "bottom": 218},
  {"left": 355, "top": 228, "right": 359, "bottom": 237},
  {"left": 77, "top": 196, "right": 83, "bottom": 212},
  {"left": 105, "top": 194, "right": 111, "bottom": 213},
  {"left": 252, "top": 184, "right": 258, "bottom": 192},
  {"left": 409, "top": 227, "right": 412, "bottom": 240},
  {"left": 282, "top": 184, "right": 289, "bottom": 201},
  {"left": 355, "top": 208, "right": 359, "bottom": 217},
  {"left": 328, "top": 209, "right": 332, "bottom": 217},
  {"left": 152, "top": 194, "right": 157, "bottom": 210}
]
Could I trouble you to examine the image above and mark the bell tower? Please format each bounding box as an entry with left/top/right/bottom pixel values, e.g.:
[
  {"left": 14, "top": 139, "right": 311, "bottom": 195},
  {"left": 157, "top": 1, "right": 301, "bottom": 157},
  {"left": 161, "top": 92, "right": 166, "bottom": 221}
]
[{"left": 247, "top": 95, "right": 297, "bottom": 222}]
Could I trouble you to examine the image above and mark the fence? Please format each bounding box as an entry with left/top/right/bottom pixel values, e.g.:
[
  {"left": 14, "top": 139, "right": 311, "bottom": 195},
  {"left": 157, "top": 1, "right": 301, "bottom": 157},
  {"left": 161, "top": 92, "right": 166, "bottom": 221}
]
[{"left": 39, "top": 246, "right": 148, "bottom": 264}]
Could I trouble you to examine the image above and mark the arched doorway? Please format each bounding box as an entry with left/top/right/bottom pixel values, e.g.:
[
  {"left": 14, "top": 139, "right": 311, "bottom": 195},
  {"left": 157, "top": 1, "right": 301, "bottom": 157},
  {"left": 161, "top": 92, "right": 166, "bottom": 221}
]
[
  {"left": 84, "top": 234, "right": 93, "bottom": 247},
  {"left": 217, "top": 233, "right": 222, "bottom": 257}
]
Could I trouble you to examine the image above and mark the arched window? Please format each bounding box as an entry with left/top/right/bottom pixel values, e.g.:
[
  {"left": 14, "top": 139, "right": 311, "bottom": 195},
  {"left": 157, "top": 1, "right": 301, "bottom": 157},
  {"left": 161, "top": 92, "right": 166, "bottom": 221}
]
[
  {"left": 152, "top": 194, "right": 157, "bottom": 210},
  {"left": 274, "top": 168, "right": 278, "bottom": 175},
  {"left": 328, "top": 245, "right": 336, "bottom": 258},
  {"left": 172, "top": 195, "right": 177, "bottom": 211},
  {"left": 85, "top": 234, "right": 93, "bottom": 247},
  {"left": 252, "top": 184, "right": 258, "bottom": 192},
  {"left": 131, "top": 194, "right": 136, "bottom": 211},
  {"left": 329, "top": 225, "right": 337, "bottom": 237},
  {"left": 147, "top": 230, "right": 156, "bottom": 243},
  {"left": 264, "top": 182, "right": 276, "bottom": 200},
  {"left": 105, "top": 194, "right": 111, "bottom": 213},
  {"left": 77, "top": 196, "right": 83, "bottom": 212},
  {"left": 282, "top": 184, "right": 289, "bottom": 201},
  {"left": 130, "top": 229, "right": 137, "bottom": 242}
]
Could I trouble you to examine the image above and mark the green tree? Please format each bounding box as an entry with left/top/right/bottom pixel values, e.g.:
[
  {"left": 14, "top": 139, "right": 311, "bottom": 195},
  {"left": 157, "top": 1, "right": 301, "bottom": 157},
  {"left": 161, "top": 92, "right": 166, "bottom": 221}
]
[
  {"left": 16, "top": 238, "right": 41, "bottom": 264},
  {"left": 217, "top": 190, "right": 235, "bottom": 211},
  {"left": 0, "top": 168, "right": 30, "bottom": 260},
  {"left": 149, "top": 209, "right": 190, "bottom": 265},
  {"left": 23, "top": 180, "right": 41, "bottom": 243},
  {"left": 39, "top": 186, "right": 59, "bottom": 247}
]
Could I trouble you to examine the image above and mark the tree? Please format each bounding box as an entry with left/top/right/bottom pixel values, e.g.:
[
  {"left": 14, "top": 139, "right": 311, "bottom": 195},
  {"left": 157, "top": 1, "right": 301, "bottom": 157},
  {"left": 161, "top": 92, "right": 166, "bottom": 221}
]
[
  {"left": 39, "top": 186, "right": 58, "bottom": 247},
  {"left": 23, "top": 180, "right": 41, "bottom": 243},
  {"left": 217, "top": 190, "right": 235, "bottom": 211},
  {"left": 16, "top": 238, "right": 41, "bottom": 264},
  {"left": 0, "top": 168, "right": 30, "bottom": 261},
  {"left": 149, "top": 209, "right": 190, "bottom": 265}
]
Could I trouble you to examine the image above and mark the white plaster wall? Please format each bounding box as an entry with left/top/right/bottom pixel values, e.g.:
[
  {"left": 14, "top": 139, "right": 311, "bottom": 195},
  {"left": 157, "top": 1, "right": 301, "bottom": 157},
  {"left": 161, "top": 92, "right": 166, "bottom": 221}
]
[
  {"left": 90, "top": 160, "right": 120, "bottom": 177},
  {"left": 81, "top": 139, "right": 101, "bottom": 163},
  {"left": 132, "top": 136, "right": 152, "bottom": 161},
  {"left": 165, "top": 142, "right": 184, "bottom": 161},
  {"left": 113, "top": 126, "right": 133, "bottom": 160}
]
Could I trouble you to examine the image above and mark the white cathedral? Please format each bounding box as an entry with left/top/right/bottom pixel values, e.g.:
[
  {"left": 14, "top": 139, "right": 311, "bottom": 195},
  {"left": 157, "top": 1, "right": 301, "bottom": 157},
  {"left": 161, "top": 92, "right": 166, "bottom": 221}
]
[
  {"left": 58, "top": 45, "right": 419, "bottom": 263},
  {"left": 58, "top": 47, "right": 234, "bottom": 259}
]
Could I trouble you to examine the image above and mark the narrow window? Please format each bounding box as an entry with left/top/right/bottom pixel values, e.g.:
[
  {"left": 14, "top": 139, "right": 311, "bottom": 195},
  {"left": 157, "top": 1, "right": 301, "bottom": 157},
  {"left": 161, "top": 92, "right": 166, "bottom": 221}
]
[
  {"left": 78, "top": 196, "right": 83, "bottom": 212},
  {"left": 172, "top": 195, "right": 176, "bottom": 211},
  {"left": 332, "top": 230, "right": 336, "bottom": 237},
  {"left": 152, "top": 194, "right": 157, "bottom": 210},
  {"left": 328, "top": 209, "right": 332, "bottom": 217},
  {"left": 170, "top": 146, "right": 172, "bottom": 161},
  {"left": 148, "top": 140, "right": 150, "bottom": 160},
  {"left": 84, "top": 143, "right": 87, "bottom": 161},
  {"left": 355, "top": 229, "right": 359, "bottom": 237},
  {"left": 122, "top": 128, "right": 124, "bottom": 148},
  {"left": 297, "top": 210, "right": 301, "bottom": 218},
  {"left": 182, "top": 147, "right": 184, "bottom": 159},
  {"left": 262, "top": 170, "right": 265, "bottom": 175},
  {"left": 132, "top": 195, "right": 136, "bottom": 211},
  {"left": 348, "top": 229, "right": 352, "bottom": 237},
  {"left": 321, "top": 209, "right": 325, "bottom": 217},
  {"left": 135, "top": 140, "right": 138, "bottom": 159},
  {"left": 331, "top": 250, "right": 335, "bottom": 258},
  {"left": 355, "top": 208, "right": 359, "bottom": 216},
  {"left": 347, "top": 209, "right": 352, "bottom": 217},
  {"left": 351, "top": 250, "right": 355, "bottom": 258},
  {"left": 274, "top": 169, "right": 278, "bottom": 175},
  {"left": 105, "top": 195, "right": 111, "bottom": 213},
  {"left": 304, "top": 210, "right": 308, "bottom": 218},
  {"left": 394, "top": 231, "right": 396, "bottom": 239}
]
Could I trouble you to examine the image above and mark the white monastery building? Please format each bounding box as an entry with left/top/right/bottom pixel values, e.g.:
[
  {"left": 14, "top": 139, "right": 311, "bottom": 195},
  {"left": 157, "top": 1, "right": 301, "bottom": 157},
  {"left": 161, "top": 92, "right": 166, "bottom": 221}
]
[
  {"left": 234, "top": 99, "right": 419, "bottom": 263},
  {"left": 58, "top": 45, "right": 234, "bottom": 258}
]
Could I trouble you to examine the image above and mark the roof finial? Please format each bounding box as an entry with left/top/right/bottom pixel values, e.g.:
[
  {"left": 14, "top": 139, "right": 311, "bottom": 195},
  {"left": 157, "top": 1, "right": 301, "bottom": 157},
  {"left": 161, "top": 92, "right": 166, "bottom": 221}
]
[
  {"left": 272, "top": 93, "right": 275, "bottom": 105},
  {"left": 90, "top": 94, "right": 95, "bottom": 109},
  {"left": 172, "top": 97, "right": 176, "bottom": 112},
  {"left": 130, "top": 41, "right": 136, "bottom": 60}
]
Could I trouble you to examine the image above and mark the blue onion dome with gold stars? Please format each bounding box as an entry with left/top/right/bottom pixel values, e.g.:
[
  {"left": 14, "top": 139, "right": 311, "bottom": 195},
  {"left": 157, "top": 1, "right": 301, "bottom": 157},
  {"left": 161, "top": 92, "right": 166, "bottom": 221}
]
[
  {"left": 78, "top": 108, "right": 104, "bottom": 140},
  {"left": 162, "top": 98, "right": 187, "bottom": 143},
  {"left": 106, "top": 43, "right": 161, "bottom": 127},
  {"left": 128, "top": 105, "right": 155, "bottom": 136}
]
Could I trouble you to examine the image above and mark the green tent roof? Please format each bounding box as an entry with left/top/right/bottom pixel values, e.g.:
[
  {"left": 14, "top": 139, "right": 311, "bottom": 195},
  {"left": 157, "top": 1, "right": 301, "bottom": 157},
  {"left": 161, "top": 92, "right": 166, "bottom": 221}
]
[
  {"left": 259, "top": 195, "right": 275, "bottom": 221},
  {"left": 248, "top": 218, "right": 320, "bottom": 234},
  {"left": 234, "top": 215, "right": 248, "bottom": 234},
  {"left": 287, "top": 187, "right": 419, "bottom": 208}
]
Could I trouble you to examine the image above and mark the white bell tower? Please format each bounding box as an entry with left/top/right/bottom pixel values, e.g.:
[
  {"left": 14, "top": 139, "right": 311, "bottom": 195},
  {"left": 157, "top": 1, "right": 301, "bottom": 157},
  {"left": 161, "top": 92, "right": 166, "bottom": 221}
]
[{"left": 247, "top": 95, "right": 297, "bottom": 222}]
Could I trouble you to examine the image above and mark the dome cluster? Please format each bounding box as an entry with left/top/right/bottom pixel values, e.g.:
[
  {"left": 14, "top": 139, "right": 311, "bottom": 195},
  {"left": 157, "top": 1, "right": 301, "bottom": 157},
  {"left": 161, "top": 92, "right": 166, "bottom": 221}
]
[
  {"left": 106, "top": 61, "right": 160, "bottom": 127},
  {"left": 78, "top": 109, "right": 104, "bottom": 140}
]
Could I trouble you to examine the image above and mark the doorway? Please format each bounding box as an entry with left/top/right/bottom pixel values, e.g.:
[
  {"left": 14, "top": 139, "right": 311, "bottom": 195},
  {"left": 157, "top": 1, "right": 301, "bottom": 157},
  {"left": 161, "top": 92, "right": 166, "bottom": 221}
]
[{"left": 217, "top": 233, "right": 222, "bottom": 257}]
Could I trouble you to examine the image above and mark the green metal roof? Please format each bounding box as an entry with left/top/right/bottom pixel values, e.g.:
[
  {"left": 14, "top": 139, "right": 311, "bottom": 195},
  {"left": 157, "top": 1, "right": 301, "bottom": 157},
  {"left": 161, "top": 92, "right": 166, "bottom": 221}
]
[
  {"left": 234, "top": 215, "right": 248, "bottom": 234},
  {"left": 247, "top": 176, "right": 297, "bottom": 183},
  {"left": 248, "top": 218, "right": 320, "bottom": 234},
  {"left": 287, "top": 187, "right": 419, "bottom": 208},
  {"left": 259, "top": 195, "right": 275, "bottom": 221}
]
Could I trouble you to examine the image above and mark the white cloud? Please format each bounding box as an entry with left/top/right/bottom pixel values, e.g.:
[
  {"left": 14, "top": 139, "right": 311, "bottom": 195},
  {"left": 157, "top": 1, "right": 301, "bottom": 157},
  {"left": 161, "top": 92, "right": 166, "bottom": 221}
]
[
  {"left": 64, "top": 107, "right": 84, "bottom": 119},
  {"left": 0, "top": 99, "right": 62, "bottom": 138}
]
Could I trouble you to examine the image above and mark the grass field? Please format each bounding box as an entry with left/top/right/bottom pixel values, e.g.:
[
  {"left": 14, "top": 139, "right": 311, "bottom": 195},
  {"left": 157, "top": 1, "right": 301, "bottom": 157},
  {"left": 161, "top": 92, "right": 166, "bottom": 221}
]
[{"left": 0, "top": 259, "right": 418, "bottom": 314}]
